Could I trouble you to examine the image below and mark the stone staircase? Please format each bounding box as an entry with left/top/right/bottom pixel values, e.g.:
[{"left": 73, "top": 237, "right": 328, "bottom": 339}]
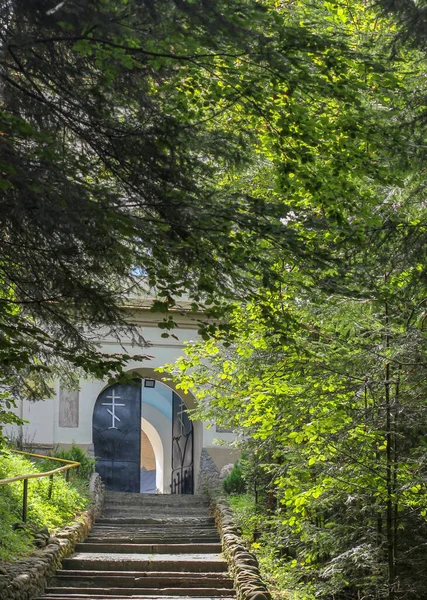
[{"left": 38, "top": 492, "right": 235, "bottom": 599}]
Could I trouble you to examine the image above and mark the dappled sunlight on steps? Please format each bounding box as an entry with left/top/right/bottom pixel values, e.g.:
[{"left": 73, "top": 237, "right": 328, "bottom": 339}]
[{"left": 37, "top": 493, "right": 235, "bottom": 600}]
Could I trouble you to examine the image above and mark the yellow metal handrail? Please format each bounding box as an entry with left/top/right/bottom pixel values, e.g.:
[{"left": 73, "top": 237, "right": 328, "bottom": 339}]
[{"left": 0, "top": 449, "right": 81, "bottom": 522}]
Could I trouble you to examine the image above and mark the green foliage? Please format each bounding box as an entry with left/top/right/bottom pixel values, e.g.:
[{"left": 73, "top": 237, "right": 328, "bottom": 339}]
[
  {"left": 228, "top": 494, "right": 261, "bottom": 543},
  {"left": 52, "top": 445, "right": 95, "bottom": 481},
  {"left": 229, "top": 494, "right": 314, "bottom": 600},
  {"left": 0, "top": 0, "right": 416, "bottom": 432},
  {"left": 0, "top": 394, "right": 24, "bottom": 448},
  {"left": 0, "top": 496, "right": 33, "bottom": 563},
  {"left": 223, "top": 461, "right": 246, "bottom": 495},
  {"left": 171, "top": 243, "right": 427, "bottom": 598},
  {"left": 0, "top": 449, "right": 89, "bottom": 561},
  {"left": 163, "top": 20, "right": 427, "bottom": 589},
  {"left": 2, "top": 1, "right": 427, "bottom": 596}
]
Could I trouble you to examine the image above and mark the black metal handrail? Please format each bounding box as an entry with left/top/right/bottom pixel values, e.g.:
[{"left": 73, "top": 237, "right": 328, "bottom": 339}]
[{"left": 0, "top": 450, "right": 80, "bottom": 522}]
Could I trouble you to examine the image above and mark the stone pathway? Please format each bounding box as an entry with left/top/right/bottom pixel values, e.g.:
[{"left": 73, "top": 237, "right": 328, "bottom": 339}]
[{"left": 37, "top": 492, "right": 235, "bottom": 599}]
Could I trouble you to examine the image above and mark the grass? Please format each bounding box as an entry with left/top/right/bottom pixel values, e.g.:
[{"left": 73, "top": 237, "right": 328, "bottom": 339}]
[{"left": 0, "top": 447, "right": 91, "bottom": 561}]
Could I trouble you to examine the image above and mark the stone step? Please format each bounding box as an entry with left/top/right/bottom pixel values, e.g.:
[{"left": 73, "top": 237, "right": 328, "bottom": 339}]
[
  {"left": 103, "top": 506, "right": 211, "bottom": 513},
  {"left": 102, "top": 504, "right": 211, "bottom": 511},
  {"left": 102, "top": 506, "right": 209, "bottom": 518},
  {"left": 38, "top": 492, "right": 234, "bottom": 600},
  {"left": 87, "top": 536, "right": 221, "bottom": 544},
  {"left": 54, "top": 569, "right": 231, "bottom": 576},
  {"left": 89, "top": 530, "right": 219, "bottom": 538},
  {"left": 45, "top": 588, "right": 234, "bottom": 597},
  {"left": 99, "top": 512, "right": 213, "bottom": 518},
  {"left": 39, "top": 596, "right": 234, "bottom": 600},
  {"left": 91, "top": 525, "right": 217, "bottom": 534},
  {"left": 53, "top": 570, "right": 233, "bottom": 588},
  {"left": 103, "top": 503, "right": 210, "bottom": 510},
  {"left": 104, "top": 492, "right": 209, "bottom": 503},
  {"left": 88, "top": 532, "right": 219, "bottom": 541},
  {"left": 101, "top": 514, "right": 212, "bottom": 521},
  {"left": 91, "top": 523, "right": 218, "bottom": 529},
  {"left": 95, "top": 517, "right": 215, "bottom": 526},
  {"left": 103, "top": 498, "right": 209, "bottom": 510},
  {"left": 75, "top": 543, "right": 223, "bottom": 554},
  {"left": 62, "top": 553, "right": 228, "bottom": 573},
  {"left": 45, "top": 586, "right": 234, "bottom": 597}
]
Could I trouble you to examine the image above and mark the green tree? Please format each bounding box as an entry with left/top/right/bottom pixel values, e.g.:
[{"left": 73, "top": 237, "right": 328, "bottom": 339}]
[
  {"left": 162, "top": 5, "right": 427, "bottom": 595},
  {"left": 169, "top": 241, "right": 427, "bottom": 598},
  {"left": 1, "top": 0, "right": 412, "bottom": 438},
  {"left": 0, "top": 0, "right": 296, "bottom": 431}
]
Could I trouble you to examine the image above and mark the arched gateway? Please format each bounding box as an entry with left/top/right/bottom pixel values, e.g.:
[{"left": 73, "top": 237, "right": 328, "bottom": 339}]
[{"left": 92, "top": 379, "right": 194, "bottom": 494}]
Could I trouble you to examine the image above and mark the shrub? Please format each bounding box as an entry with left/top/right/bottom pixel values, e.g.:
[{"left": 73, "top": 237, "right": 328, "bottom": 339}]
[
  {"left": 223, "top": 460, "right": 246, "bottom": 494},
  {"left": 53, "top": 444, "right": 95, "bottom": 481},
  {"left": 0, "top": 447, "right": 89, "bottom": 561}
]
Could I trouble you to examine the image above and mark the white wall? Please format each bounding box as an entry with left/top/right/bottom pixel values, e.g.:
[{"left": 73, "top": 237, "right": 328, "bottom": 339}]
[{"left": 4, "top": 307, "right": 238, "bottom": 484}]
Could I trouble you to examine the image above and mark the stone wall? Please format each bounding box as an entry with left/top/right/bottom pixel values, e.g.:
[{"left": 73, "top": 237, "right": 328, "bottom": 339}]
[
  {"left": 88, "top": 471, "right": 104, "bottom": 517},
  {"left": 210, "top": 496, "right": 271, "bottom": 600},
  {"left": 0, "top": 472, "right": 104, "bottom": 600},
  {"left": 197, "top": 448, "right": 222, "bottom": 494}
]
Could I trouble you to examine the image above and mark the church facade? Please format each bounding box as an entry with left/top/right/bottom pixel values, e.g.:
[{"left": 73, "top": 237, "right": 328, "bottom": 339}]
[{"left": 5, "top": 301, "right": 239, "bottom": 493}]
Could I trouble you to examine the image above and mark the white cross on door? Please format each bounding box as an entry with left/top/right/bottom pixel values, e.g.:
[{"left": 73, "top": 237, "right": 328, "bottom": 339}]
[{"left": 102, "top": 389, "right": 125, "bottom": 429}]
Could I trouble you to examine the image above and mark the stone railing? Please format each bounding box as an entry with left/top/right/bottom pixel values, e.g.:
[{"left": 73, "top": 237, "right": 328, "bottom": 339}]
[
  {"left": 0, "top": 472, "right": 104, "bottom": 600},
  {"left": 210, "top": 496, "right": 271, "bottom": 600}
]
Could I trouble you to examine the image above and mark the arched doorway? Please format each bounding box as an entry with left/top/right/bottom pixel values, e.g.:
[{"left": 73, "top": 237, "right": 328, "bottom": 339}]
[{"left": 92, "top": 378, "right": 193, "bottom": 493}]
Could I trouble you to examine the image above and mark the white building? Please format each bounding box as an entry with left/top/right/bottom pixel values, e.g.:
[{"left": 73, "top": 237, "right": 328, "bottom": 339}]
[{"left": 5, "top": 301, "right": 239, "bottom": 493}]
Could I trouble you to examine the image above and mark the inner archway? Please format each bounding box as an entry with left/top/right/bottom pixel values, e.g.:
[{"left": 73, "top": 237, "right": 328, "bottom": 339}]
[
  {"left": 140, "top": 429, "right": 156, "bottom": 493},
  {"left": 141, "top": 417, "right": 164, "bottom": 493}
]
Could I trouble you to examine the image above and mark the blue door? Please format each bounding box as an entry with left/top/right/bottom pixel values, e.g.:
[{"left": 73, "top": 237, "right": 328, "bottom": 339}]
[{"left": 93, "top": 381, "right": 141, "bottom": 492}]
